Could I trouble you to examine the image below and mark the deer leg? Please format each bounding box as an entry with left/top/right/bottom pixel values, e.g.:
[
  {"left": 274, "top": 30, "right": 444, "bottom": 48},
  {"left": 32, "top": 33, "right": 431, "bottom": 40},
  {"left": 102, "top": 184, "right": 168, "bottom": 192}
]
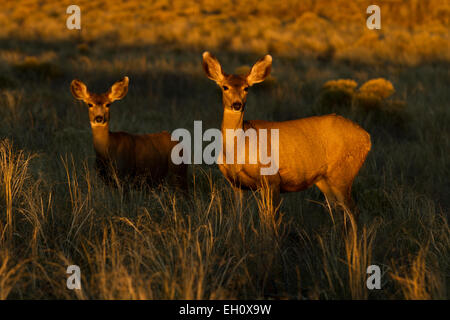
[
  {"left": 257, "top": 182, "right": 281, "bottom": 214},
  {"left": 325, "top": 167, "right": 359, "bottom": 219},
  {"left": 315, "top": 178, "right": 358, "bottom": 230},
  {"left": 315, "top": 179, "right": 338, "bottom": 207},
  {"left": 175, "top": 166, "right": 189, "bottom": 193},
  {"left": 325, "top": 178, "right": 359, "bottom": 232},
  {"left": 327, "top": 151, "right": 366, "bottom": 222},
  {"left": 271, "top": 185, "right": 281, "bottom": 213},
  {"left": 233, "top": 186, "right": 244, "bottom": 202}
]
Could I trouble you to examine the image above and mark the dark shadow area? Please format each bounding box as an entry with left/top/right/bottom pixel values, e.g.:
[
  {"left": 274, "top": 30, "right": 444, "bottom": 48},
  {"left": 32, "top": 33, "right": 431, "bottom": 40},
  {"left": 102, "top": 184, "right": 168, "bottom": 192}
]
[{"left": 0, "top": 34, "right": 448, "bottom": 300}]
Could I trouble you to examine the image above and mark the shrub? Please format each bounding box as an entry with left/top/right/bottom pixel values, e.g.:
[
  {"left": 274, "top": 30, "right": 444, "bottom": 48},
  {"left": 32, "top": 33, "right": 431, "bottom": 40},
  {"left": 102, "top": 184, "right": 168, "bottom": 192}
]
[
  {"left": 358, "top": 78, "right": 395, "bottom": 100},
  {"left": 351, "top": 91, "right": 384, "bottom": 111},
  {"left": 317, "top": 79, "right": 358, "bottom": 111},
  {"left": 352, "top": 78, "right": 402, "bottom": 112},
  {"left": 323, "top": 79, "right": 358, "bottom": 93}
]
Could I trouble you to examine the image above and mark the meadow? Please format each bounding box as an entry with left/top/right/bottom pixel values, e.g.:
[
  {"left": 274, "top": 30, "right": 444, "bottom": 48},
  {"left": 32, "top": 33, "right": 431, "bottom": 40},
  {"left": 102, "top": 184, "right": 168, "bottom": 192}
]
[{"left": 0, "top": 0, "right": 448, "bottom": 299}]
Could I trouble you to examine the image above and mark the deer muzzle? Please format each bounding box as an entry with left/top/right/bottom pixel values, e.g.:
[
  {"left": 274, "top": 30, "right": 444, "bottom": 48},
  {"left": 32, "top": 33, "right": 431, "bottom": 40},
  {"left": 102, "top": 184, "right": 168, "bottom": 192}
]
[{"left": 231, "top": 102, "right": 244, "bottom": 111}]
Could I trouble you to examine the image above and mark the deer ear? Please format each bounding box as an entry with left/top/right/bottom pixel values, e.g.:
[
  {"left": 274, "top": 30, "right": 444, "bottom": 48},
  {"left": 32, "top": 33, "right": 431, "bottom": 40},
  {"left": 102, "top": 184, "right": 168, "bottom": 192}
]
[
  {"left": 108, "top": 76, "right": 129, "bottom": 101},
  {"left": 247, "top": 55, "right": 272, "bottom": 86},
  {"left": 202, "top": 52, "right": 225, "bottom": 83},
  {"left": 70, "top": 79, "right": 89, "bottom": 101}
]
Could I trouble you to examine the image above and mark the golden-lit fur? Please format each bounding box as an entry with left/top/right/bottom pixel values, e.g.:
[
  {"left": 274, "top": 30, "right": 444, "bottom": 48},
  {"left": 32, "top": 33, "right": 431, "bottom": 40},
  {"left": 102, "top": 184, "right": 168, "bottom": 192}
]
[
  {"left": 70, "top": 77, "right": 187, "bottom": 189},
  {"left": 202, "top": 52, "right": 371, "bottom": 212}
]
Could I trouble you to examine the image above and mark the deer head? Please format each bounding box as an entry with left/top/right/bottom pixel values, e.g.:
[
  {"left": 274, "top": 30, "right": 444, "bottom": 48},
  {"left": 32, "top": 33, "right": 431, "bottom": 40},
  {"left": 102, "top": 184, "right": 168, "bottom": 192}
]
[
  {"left": 70, "top": 77, "right": 129, "bottom": 127},
  {"left": 202, "top": 52, "right": 272, "bottom": 113}
]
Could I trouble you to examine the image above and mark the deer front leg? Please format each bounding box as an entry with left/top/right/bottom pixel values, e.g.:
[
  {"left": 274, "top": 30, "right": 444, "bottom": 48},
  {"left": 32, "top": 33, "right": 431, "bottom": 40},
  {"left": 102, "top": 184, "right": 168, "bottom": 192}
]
[
  {"left": 257, "top": 178, "right": 281, "bottom": 214},
  {"left": 232, "top": 186, "right": 245, "bottom": 210}
]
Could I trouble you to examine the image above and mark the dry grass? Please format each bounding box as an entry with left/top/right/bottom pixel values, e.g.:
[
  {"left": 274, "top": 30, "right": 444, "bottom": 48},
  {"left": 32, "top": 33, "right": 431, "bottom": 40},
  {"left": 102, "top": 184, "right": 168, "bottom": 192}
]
[
  {"left": 0, "top": 0, "right": 448, "bottom": 300},
  {"left": 2, "top": 0, "right": 449, "bottom": 65}
]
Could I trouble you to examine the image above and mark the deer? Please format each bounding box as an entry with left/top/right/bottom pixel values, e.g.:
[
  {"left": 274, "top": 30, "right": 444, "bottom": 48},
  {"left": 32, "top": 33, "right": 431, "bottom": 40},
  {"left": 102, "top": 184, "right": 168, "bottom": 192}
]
[
  {"left": 202, "top": 52, "right": 371, "bottom": 221},
  {"left": 70, "top": 76, "right": 187, "bottom": 191}
]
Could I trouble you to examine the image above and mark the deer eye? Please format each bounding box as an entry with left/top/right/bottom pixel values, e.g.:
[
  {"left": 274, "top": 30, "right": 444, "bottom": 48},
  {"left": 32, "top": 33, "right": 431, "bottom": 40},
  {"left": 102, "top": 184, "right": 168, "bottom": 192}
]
[
  {"left": 105, "top": 103, "right": 111, "bottom": 108},
  {"left": 222, "top": 85, "right": 229, "bottom": 91},
  {"left": 244, "top": 86, "right": 249, "bottom": 92},
  {"left": 87, "top": 103, "right": 93, "bottom": 108}
]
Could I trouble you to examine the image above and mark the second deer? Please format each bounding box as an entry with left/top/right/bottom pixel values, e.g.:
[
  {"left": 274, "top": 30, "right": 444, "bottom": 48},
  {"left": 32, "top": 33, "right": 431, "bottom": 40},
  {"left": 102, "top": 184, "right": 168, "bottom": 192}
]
[
  {"left": 202, "top": 52, "right": 371, "bottom": 218},
  {"left": 70, "top": 77, "right": 187, "bottom": 190}
]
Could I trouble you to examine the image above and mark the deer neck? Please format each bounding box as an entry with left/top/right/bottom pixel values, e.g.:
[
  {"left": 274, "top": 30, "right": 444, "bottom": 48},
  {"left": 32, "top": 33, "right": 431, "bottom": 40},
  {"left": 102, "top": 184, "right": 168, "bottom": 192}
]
[
  {"left": 220, "top": 109, "right": 245, "bottom": 166},
  {"left": 91, "top": 124, "right": 110, "bottom": 159},
  {"left": 221, "top": 108, "right": 244, "bottom": 132}
]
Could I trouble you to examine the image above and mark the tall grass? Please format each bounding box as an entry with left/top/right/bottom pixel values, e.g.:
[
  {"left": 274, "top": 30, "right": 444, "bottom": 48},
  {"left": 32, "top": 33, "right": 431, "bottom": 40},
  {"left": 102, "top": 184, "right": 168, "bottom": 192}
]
[
  {"left": 0, "top": 139, "right": 34, "bottom": 243},
  {"left": 0, "top": 139, "right": 447, "bottom": 299},
  {"left": 0, "top": 0, "right": 448, "bottom": 300}
]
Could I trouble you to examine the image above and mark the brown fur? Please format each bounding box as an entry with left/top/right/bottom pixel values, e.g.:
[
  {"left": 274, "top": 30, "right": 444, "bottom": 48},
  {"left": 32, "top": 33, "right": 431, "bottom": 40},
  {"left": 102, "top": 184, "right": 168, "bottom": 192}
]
[
  {"left": 202, "top": 52, "right": 371, "bottom": 213},
  {"left": 70, "top": 77, "right": 187, "bottom": 190}
]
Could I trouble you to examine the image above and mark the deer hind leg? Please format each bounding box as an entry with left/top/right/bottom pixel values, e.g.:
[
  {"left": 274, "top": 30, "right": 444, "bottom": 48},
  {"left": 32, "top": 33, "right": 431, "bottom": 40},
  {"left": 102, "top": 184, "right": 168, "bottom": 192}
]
[
  {"left": 325, "top": 169, "right": 359, "bottom": 222},
  {"left": 177, "top": 164, "right": 189, "bottom": 192},
  {"left": 315, "top": 179, "right": 338, "bottom": 206},
  {"left": 315, "top": 178, "right": 357, "bottom": 224}
]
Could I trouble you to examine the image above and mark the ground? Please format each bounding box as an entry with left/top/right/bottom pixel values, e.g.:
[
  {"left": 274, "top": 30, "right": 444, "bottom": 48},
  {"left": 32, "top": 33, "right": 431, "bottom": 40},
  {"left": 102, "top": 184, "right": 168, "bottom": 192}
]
[{"left": 0, "top": 0, "right": 448, "bottom": 299}]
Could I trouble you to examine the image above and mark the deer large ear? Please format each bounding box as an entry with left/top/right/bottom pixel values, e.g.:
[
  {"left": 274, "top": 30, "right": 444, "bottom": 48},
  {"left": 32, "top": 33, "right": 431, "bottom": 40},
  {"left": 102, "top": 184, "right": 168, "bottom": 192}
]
[
  {"left": 108, "top": 76, "right": 129, "bottom": 101},
  {"left": 70, "top": 79, "right": 90, "bottom": 101},
  {"left": 202, "top": 52, "right": 225, "bottom": 83},
  {"left": 247, "top": 55, "right": 272, "bottom": 86}
]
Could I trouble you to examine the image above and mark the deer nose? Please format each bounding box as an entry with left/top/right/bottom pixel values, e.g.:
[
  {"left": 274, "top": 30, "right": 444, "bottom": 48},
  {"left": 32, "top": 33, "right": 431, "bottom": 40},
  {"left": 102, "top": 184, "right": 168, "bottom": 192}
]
[
  {"left": 231, "top": 102, "right": 243, "bottom": 111},
  {"left": 94, "top": 116, "right": 104, "bottom": 123}
]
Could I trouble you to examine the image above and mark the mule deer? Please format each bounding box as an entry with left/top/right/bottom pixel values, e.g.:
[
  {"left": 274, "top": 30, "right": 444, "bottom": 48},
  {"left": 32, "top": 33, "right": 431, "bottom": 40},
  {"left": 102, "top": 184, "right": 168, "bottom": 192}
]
[
  {"left": 202, "top": 52, "right": 371, "bottom": 217},
  {"left": 70, "top": 77, "right": 187, "bottom": 190}
]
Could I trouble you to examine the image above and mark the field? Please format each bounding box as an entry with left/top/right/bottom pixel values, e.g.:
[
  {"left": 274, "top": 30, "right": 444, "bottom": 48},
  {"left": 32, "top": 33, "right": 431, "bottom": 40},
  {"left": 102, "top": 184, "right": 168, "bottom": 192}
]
[{"left": 0, "top": 0, "right": 448, "bottom": 299}]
